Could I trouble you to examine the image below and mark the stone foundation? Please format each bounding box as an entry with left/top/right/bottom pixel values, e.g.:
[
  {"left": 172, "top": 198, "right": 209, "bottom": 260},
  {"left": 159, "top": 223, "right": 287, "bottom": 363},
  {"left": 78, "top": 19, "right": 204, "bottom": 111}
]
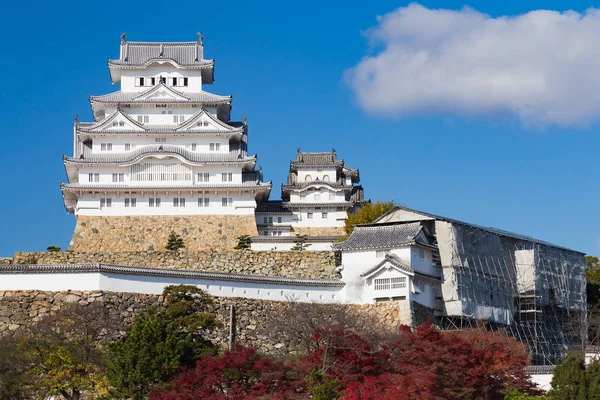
[
  {"left": 11, "top": 250, "right": 338, "bottom": 279},
  {"left": 293, "top": 226, "right": 346, "bottom": 236},
  {"left": 70, "top": 215, "right": 259, "bottom": 252},
  {"left": 0, "top": 290, "right": 403, "bottom": 354}
]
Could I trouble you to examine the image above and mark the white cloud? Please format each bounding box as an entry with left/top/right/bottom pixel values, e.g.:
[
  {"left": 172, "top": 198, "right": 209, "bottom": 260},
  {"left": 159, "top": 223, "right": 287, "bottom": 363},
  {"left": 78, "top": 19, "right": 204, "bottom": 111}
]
[{"left": 346, "top": 3, "right": 600, "bottom": 127}]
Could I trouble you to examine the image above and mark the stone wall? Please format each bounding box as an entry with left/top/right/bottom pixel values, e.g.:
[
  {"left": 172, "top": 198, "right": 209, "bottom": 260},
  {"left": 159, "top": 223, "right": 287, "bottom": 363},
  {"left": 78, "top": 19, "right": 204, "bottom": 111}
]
[
  {"left": 70, "top": 215, "right": 259, "bottom": 252},
  {"left": 11, "top": 250, "right": 338, "bottom": 279},
  {"left": 0, "top": 290, "right": 403, "bottom": 354},
  {"left": 0, "top": 258, "right": 11, "bottom": 265}
]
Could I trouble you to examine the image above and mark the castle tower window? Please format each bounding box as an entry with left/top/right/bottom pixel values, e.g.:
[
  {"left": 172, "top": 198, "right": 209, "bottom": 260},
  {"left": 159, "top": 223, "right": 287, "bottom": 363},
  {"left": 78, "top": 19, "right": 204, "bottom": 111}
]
[
  {"left": 323, "top": 174, "right": 330, "bottom": 182},
  {"left": 173, "top": 198, "right": 185, "bottom": 207},
  {"left": 198, "top": 197, "right": 209, "bottom": 207},
  {"left": 221, "top": 172, "right": 233, "bottom": 182},
  {"left": 125, "top": 143, "right": 131, "bottom": 151},
  {"left": 263, "top": 217, "right": 268, "bottom": 224},
  {"left": 148, "top": 198, "right": 161, "bottom": 207},
  {"left": 305, "top": 174, "right": 312, "bottom": 182},
  {"left": 277, "top": 217, "right": 282, "bottom": 223},
  {"left": 100, "top": 198, "right": 111, "bottom": 208},
  {"left": 89, "top": 173, "right": 99, "bottom": 182},
  {"left": 183, "top": 77, "right": 188, "bottom": 86},
  {"left": 221, "top": 197, "right": 232, "bottom": 207},
  {"left": 112, "top": 173, "right": 124, "bottom": 183},
  {"left": 124, "top": 198, "right": 136, "bottom": 207},
  {"left": 150, "top": 77, "right": 156, "bottom": 85},
  {"left": 171, "top": 77, "right": 178, "bottom": 86},
  {"left": 322, "top": 212, "right": 328, "bottom": 219},
  {"left": 307, "top": 212, "right": 313, "bottom": 219}
]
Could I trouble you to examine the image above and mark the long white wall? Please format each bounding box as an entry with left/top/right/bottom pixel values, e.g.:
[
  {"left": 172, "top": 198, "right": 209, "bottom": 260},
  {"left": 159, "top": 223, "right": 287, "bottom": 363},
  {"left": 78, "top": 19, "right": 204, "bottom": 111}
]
[
  {"left": 121, "top": 66, "right": 204, "bottom": 93},
  {"left": 88, "top": 137, "right": 231, "bottom": 155},
  {"left": 0, "top": 271, "right": 344, "bottom": 303}
]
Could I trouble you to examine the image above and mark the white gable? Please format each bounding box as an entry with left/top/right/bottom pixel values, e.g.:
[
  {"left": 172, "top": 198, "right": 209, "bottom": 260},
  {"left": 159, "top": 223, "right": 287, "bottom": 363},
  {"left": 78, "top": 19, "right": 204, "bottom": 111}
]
[
  {"left": 87, "top": 109, "right": 146, "bottom": 132},
  {"left": 176, "top": 109, "right": 238, "bottom": 132},
  {"left": 133, "top": 84, "right": 189, "bottom": 102}
]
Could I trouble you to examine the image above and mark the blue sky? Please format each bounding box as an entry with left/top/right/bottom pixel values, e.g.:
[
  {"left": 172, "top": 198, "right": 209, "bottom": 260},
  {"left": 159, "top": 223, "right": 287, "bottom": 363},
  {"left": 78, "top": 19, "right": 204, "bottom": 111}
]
[{"left": 0, "top": 0, "right": 598, "bottom": 257}]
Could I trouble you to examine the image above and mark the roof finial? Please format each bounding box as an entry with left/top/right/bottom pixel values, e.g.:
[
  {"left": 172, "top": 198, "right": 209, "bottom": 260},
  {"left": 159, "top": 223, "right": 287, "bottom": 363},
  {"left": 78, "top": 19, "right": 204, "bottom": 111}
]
[
  {"left": 297, "top": 147, "right": 301, "bottom": 153},
  {"left": 196, "top": 32, "right": 203, "bottom": 45},
  {"left": 74, "top": 114, "right": 78, "bottom": 123},
  {"left": 120, "top": 31, "right": 127, "bottom": 44},
  {"left": 331, "top": 147, "right": 336, "bottom": 153},
  {"left": 241, "top": 114, "right": 247, "bottom": 125}
]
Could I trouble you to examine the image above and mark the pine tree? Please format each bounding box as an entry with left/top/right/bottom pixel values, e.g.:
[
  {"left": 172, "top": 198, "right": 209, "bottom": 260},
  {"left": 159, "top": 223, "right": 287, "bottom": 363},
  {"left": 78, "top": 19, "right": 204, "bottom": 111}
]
[
  {"left": 291, "top": 234, "right": 311, "bottom": 251},
  {"left": 165, "top": 231, "right": 185, "bottom": 251},
  {"left": 107, "top": 285, "right": 218, "bottom": 399},
  {"left": 234, "top": 235, "right": 252, "bottom": 250},
  {"left": 586, "top": 358, "right": 600, "bottom": 400},
  {"left": 550, "top": 352, "right": 588, "bottom": 400}
]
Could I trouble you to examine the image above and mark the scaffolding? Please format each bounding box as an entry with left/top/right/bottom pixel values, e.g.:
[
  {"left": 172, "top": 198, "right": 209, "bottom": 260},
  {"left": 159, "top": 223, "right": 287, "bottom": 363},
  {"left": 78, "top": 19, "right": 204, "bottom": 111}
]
[{"left": 431, "top": 220, "right": 587, "bottom": 366}]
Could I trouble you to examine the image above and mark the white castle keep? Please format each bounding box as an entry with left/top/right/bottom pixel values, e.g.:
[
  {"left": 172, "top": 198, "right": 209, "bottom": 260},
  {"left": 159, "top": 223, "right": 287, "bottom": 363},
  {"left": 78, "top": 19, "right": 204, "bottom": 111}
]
[{"left": 60, "top": 34, "right": 363, "bottom": 252}]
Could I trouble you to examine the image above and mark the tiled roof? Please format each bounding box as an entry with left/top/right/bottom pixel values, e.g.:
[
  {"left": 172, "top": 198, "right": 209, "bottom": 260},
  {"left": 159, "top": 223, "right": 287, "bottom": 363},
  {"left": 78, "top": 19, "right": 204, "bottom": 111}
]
[
  {"left": 256, "top": 225, "right": 293, "bottom": 231},
  {"left": 90, "top": 86, "right": 231, "bottom": 105},
  {"left": 333, "top": 222, "right": 426, "bottom": 251},
  {"left": 283, "top": 201, "right": 353, "bottom": 209},
  {"left": 360, "top": 254, "right": 414, "bottom": 278},
  {"left": 63, "top": 144, "right": 255, "bottom": 166},
  {"left": 0, "top": 263, "right": 345, "bottom": 288},
  {"left": 281, "top": 181, "right": 354, "bottom": 192},
  {"left": 109, "top": 41, "right": 213, "bottom": 68},
  {"left": 255, "top": 201, "right": 293, "bottom": 214},
  {"left": 524, "top": 365, "right": 556, "bottom": 374},
  {"left": 62, "top": 182, "right": 271, "bottom": 191},
  {"left": 291, "top": 151, "right": 343, "bottom": 168}
]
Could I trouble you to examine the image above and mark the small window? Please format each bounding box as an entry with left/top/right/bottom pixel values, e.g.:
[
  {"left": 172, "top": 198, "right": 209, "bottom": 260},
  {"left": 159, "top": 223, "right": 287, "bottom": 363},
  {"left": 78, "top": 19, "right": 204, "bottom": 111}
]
[
  {"left": 124, "top": 198, "right": 136, "bottom": 207},
  {"left": 173, "top": 115, "right": 178, "bottom": 123},
  {"left": 198, "top": 197, "right": 209, "bottom": 207},
  {"left": 197, "top": 172, "right": 210, "bottom": 182},
  {"left": 191, "top": 143, "right": 197, "bottom": 151},
  {"left": 139, "top": 77, "right": 144, "bottom": 86},
  {"left": 183, "top": 77, "right": 188, "bottom": 86},
  {"left": 221, "top": 172, "right": 233, "bottom": 182},
  {"left": 100, "top": 198, "right": 112, "bottom": 208},
  {"left": 137, "top": 116, "right": 143, "bottom": 123},
  {"left": 89, "top": 173, "right": 99, "bottom": 182},
  {"left": 419, "top": 250, "right": 425, "bottom": 259},
  {"left": 263, "top": 231, "right": 268, "bottom": 236},
  {"left": 149, "top": 198, "right": 161, "bottom": 207},
  {"left": 305, "top": 174, "right": 312, "bottom": 182},
  {"left": 112, "top": 173, "right": 124, "bottom": 183},
  {"left": 221, "top": 197, "right": 232, "bottom": 207},
  {"left": 277, "top": 217, "right": 282, "bottom": 223},
  {"left": 125, "top": 143, "right": 131, "bottom": 151},
  {"left": 209, "top": 143, "right": 215, "bottom": 151},
  {"left": 323, "top": 174, "right": 330, "bottom": 182},
  {"left": 173, "top": 198, "right": 185, "bottom": 207},
  {"left": 307, "top": 212, "right": 313, "bottom": 219},
  {"left": 150, "top": 77, "right": 156, "bottom": 85},
  {"left": 172, "top": 77, "right": 177, "bottom": 86},
  {"left": 144, "top": 115, "right": 149, "bottom": 123},
  {"left": 322, "top": 212, "right": 328, "bottom": 219},
  {"left": 263, "top": 217, "right": 268, "bottom": 224},
  {"left": 268, "top": 217, "right": 273, "bottom": 223},
  {"left": 118, "top": 121, "right": 124, "bottom": 127},
  {"left": 100, "top": 143, "right": 112, "bottom": 151},
  {"left": 155, "top": 138, "right": 166, "bottom": 143}
]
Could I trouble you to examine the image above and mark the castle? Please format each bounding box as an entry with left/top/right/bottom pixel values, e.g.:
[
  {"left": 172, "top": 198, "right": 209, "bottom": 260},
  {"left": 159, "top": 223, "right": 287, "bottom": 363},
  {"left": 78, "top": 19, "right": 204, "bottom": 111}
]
[
  {"left": 0, "top": 34, "right": 588, "bottom": 369},
  {"left": 61, "top": 33, "right": 363, "bottom": 253}
]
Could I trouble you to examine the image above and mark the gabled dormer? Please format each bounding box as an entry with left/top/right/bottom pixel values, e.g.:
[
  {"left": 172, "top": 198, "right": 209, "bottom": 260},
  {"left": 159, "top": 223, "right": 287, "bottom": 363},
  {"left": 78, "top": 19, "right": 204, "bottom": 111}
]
[
  {"left": 82, "top": 108, "right": 148, "bottom": 133},
  {"left": 132, "top": 83, "right": 190, "bottom": 102},
  {"left": 176, "top": 108, "right": 243, "bottom": 133}
]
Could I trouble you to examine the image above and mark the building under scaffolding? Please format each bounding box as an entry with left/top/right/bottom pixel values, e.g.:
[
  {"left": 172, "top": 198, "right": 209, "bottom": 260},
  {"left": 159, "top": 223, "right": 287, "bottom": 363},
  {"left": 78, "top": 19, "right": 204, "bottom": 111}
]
[{"left": 376, "top": 206, "right": 587, "bottom": 365}]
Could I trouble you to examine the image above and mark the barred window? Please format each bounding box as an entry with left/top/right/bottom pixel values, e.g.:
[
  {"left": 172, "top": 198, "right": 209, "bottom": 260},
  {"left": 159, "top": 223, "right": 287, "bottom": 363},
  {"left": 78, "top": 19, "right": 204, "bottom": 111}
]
[{"left": 374, "top": 277, "right": 407, "bottom": 290}]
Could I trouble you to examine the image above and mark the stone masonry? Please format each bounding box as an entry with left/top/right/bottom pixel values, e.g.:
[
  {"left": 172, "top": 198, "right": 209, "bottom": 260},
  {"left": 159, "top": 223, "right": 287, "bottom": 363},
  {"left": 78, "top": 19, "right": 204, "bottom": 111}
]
[
  {"left": 69, "top": 215, "right": 259, "bottom": 252},
  {"left": 0, "top": 290, "right": 405, "bottom": 354},
  {"left": 293, "top": 226, "right": 346, "bottom": 236},
  {"left": 11, "top": 250, "right": 338, "bottom": 279}
]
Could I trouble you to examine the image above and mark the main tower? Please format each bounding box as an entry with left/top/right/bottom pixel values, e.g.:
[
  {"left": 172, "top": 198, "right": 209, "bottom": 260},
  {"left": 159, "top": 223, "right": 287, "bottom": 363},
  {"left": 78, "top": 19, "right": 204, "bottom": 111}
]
[{"left": 61, "top": 33, "right": 271, "bottom": 251}]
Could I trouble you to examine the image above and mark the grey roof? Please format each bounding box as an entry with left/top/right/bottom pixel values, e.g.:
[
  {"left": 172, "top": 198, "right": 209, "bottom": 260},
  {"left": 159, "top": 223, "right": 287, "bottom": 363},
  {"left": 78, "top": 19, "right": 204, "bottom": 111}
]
[
  {"left": 333, "top": 222, "right": 427, "bottom": 251},
  {"left": 90, "top": 84, "right": 231, "bottom": 105},
  {"left": 377, "top": 206, "right": 584, "bottom": 254},
  {"left": 524, "top": 365, "right": 556, "bottom": 374},
  {"left": 291, "top": 151, "right": 344, "bottom": 168},
  {"left": 281, "top": 181, "right": 354, "bottom": 192},
  {"left": 0, "top": 263, "right": 344, "bottom": 288},
  {"left": 250, "top": 236, "right": 342, "bottom": 243},
  {"left": 63, "top": 144, "right": 256, "bottom": 166},
  {"left": 62, "top": 182, "right": 271, "bottom": 192},
  {"left": 255, "top": 201, "right": 293, "bottom": 214},
  {"left": 360, "top": 254, "right": 414, "bottom": 278},
  {"left": 256, "top": 225, "right": 293, "bottom": 231},
  {"left": 109, "top": 41, "right": 213, "bottom": 68},
  {"left": 283, "top": 201, "right": 353, "bottom": 209}
]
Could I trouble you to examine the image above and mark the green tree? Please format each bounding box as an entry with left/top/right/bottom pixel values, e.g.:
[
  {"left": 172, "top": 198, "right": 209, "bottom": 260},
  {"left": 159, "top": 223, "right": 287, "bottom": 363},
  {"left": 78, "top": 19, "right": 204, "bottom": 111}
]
[
  {"left": 504, "top": 390, "right": 549, "bottom": 399},
  {"left": 234, "top": 235, "right": 252, "bottom": 250},
  {"left": 587, "top": 358, "right": 600, "bottom": 400},
  {"left": 291, "top": 234, "right": 311, "bottom": 251},
  {"left": 550, "top": 352, "right": 588, "bottom": 400},
  {"left": 46, "top": 245, "right": 61, "bottom": 252},
  {"left": 344, "top": 200, "right": 396, "bottom": 236},
  {"left": 107, "top": 285, "right": 219, "bottom": 399},
  {"left": 165, "top": 231, "right": 185, "bottom": 251}
]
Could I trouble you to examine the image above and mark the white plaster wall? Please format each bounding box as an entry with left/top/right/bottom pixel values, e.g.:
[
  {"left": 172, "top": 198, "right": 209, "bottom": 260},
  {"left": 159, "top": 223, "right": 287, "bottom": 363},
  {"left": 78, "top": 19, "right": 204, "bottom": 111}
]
[
  {"left": 409, "top": 247, "right": 437, "bottom": 276},
  {"left": 289, "top": 187, "right": 345, "bottom": 203},
  {"left": 250, "top": 241, "right": 334, "bottom": 251},
  {"left": 255, "top": 214, "right": 296, "bottom": 226},
  {"left": 101, "top": 106, "right": 219, "bottom": 121},
  {"left": 0, "top": 272, "right": 344, "bottom": 304},
  {"left": 410, "top": 280, "right": 438, "bottom": 309},
  {"left": 120, "top": 66, "right": 204, "bottom": 93},
  {"left": 528, "top": 373, "right": 553, "bottom": 392},
  {"left": 293, "top": 210, "right": 346, "bottom": 228},
  {"left": 297, "top": 167, "right": 337, "bottom": 183},
  {"left": 89, "top": 137, "right": 230, "bottom": 154},
  {"left": 79, "top": 165, "right": 243, "bottom": 186},
  {"left": 75, "top": 192, "right": 257, "bottom": 216}
]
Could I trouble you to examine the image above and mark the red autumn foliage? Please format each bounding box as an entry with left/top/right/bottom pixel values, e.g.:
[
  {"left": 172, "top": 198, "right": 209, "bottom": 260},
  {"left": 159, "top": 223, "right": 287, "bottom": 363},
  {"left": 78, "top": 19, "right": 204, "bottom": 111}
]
[
  {"left": 150, "top": 322, "right": 539, "bottom": 400},
  {"left": 149, "top": 345, "right": 306, "bottom": 400}
]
